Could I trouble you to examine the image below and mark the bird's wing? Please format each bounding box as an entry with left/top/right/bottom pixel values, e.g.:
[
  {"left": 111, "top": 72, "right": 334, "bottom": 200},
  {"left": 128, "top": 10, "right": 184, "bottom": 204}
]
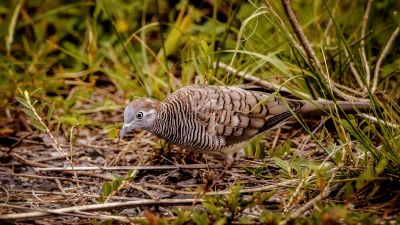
[
  {"left": 238, "top": 85, "right": 296, "bottom": 98},
  {"left": 191, "top": 86, "right": 303, "bottom": 145}
]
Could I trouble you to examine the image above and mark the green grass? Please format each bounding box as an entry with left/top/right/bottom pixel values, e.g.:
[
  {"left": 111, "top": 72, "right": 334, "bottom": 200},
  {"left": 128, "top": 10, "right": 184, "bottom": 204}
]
[{"left": 1, "top": 0, "right": 400, "bottom": 224}]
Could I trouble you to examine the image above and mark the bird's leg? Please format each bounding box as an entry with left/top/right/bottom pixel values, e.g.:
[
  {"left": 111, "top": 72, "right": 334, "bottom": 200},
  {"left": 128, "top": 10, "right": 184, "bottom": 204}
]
[
  {"left": 225, "top": 153, "right": 234, "bottom": 170},
  {"left": 224, "top": 148, "right": 245, "bottom": 169},
  {"left": 216, "top": 149, "right": 247, "bottom": 187},
  {"left": 207, "top": 152, "right": 237, "bottom": 190}
]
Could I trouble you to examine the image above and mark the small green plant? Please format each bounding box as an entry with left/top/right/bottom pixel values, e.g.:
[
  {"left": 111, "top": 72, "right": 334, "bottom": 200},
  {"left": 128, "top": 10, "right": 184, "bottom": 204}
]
[
  {"left": 16, "top": 89, "right": 69, "bottom": 158},
  {"left": 16, "top": 89, "right": 54, "bottom": 133},
  {"left": 244, "top": 136, "right": 266, "bottom": 159},
  {"left": 136, "top": 184, "right": 279, "bottom": 224},
  {"left": 305, "top": 204, "right": 376, "bottom": 225},
  {"left": 98, "top": 170, "right": 138, "bottom": 203}
]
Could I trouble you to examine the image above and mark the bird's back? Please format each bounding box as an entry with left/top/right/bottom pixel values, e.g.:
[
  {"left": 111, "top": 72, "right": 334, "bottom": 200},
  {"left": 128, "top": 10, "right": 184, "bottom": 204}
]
[{"left": 150, "top": 85, "right": 302, "bottom": 153}]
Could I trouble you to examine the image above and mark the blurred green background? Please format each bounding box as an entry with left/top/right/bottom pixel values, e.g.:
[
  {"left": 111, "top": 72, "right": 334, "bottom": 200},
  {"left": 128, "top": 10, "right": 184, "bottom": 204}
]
[{"left": 2, "top": 0, "right": 398, "bottom": 124}]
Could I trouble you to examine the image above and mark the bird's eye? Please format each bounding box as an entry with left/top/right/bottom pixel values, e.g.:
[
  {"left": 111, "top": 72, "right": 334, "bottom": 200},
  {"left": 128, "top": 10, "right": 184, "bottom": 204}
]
[{"left": 136, "top": 112, "right": 144, "bottom": 119}]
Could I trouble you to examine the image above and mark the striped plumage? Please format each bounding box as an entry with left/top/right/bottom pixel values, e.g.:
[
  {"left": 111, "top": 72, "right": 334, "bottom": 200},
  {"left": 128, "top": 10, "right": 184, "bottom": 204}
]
[{"left": 119, "top": 85, "right": 369, "bottom": 154}]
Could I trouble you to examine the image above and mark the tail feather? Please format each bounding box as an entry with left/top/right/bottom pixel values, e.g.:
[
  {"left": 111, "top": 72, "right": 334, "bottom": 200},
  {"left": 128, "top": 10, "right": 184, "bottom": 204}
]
[{"left": 299, "top": 99, "right": 371, "bottom": 115}]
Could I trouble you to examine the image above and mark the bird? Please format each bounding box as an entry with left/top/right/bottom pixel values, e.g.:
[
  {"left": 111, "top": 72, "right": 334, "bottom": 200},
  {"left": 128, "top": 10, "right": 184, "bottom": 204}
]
[{"left": 119, "top": 85, "right": 370, "bottom": 155}]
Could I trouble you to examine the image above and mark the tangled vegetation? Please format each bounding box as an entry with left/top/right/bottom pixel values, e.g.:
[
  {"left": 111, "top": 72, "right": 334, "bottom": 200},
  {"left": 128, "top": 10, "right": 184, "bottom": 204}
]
[{"left": 0, "top": 0, "right": 399, "bottom": 224}]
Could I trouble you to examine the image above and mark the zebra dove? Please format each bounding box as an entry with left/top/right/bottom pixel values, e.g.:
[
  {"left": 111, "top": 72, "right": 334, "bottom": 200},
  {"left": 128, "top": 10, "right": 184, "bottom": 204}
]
[{"left": 119, "top": 85, "right": 369, "bottom": 154}]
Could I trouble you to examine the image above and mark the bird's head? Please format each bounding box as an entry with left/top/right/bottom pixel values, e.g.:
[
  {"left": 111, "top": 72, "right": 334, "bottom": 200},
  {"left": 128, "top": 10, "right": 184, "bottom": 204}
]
[{"left": 119, "top": 97, "right": 161, "bottom": 139}]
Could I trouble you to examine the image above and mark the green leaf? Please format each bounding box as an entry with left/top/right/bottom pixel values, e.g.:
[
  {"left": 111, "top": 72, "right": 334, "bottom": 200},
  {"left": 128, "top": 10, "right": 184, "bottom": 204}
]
[
  {"left": 23, "top": 90, "right": 30, "bottom": 103},
  {"left": 375, "top": 158, "right": 388, "bottom": 175},
  {"left": 340, "top": 118, "right": 360, "bottom": 140},
  {"left": 244, "top": 137, "right": 266, "bottom": 159},
  {"left": 202, "top": 201, "right": 222, "bottom": 217},
  {"left": 30, "top": 119, "right": 47, "bottom": 132},
  {"left": 356, "top": 165, "right": 375, "bottom": 190},
  {"left": 107, "top": 127, "right": 118, "bottom": 139},
  {"left": 112, "top": 177, "right": 123, "bottom": 191},
  {"left": 342, "top": 182, "right": 354, "bottom": 199},
  {"left": 90, "top": 219, "right": 113, "bottom": 225},
  {"left": 20, "top": 108, "right": 38, "bottom": 120},
  {"left": 214, "top": 218, "right": 226, "bottom": 225},
  {"left": 15, "top": 96, "right": 30, "bottom": 109},
  {"left": 239, "top": 216, "right": 252, "bottom": 224},
  {"left": 227, "top": 184, "right": 242, "bottom": 213},
  {"left": 126, "top": 169, "right": 138, "bottom": 181},
  {"left": 101, "top": 182, "right": 112, "bottom": 197},
  {"left": 199, "top": 40, "right": 209, "bottom": 56},
  {"left": 259, "top": 209, "right": 281, "bottom": 224},
  {"left": 192, "top": 211, "right": 208, "bottom": 225},
  {"left": 254, "top": 190, "right": 277, "bottom": 204},
  {"left": 273, "top": 157, "right": 292, "bottom": 176},
  {"left": 270, "top": 141, "right": 292, "bottom": 157}
]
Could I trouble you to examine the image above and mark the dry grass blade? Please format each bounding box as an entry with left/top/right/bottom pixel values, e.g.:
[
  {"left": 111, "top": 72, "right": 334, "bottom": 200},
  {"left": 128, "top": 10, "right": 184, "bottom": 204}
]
[{"left": 6, "top": 0, "right": 24, "bottom": 56}]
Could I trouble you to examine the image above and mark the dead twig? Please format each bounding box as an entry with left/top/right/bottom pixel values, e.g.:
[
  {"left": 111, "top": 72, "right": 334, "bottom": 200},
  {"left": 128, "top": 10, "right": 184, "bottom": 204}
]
[
  {"left": 128, "top": 184, "right": 159, "bottom": 200},
  {"left": 371, "top": 26, "right": 400, "bottom": 93},
  {"left": 344, "top": 49, "right": 367, "bottom": 94},
  {"left": 11, "top": 152, "right": 113, "bottom": 180},
  {"left": 68, "top": 125, "right": 81, "bottom": 191},
  {"left": 0, "top": 203, "right": 143, "bottom": 223},
  {"left": 361, "top": 0, "right": 373, "bottom": 86},
  {"left": 286, "top": 185, "right": 331, "bottom": 222},
  {"left": 34, "top": 163, "right": 261, "bottom": 172},
  {"left": 0, "top": 172, "right": 97, "bottom": 184},
  {"left": 7, "top": 132, "right": 32, "bottom": 153},
  {"left": 283, "top": 175, "right": 307, "bottom": 213},
  {"left": 8, "top": 189, "right": 142, "bottom": 201},
  {"left": 34, "top": 152, "right": 82, "bottom": 163},
  {"left": 0, "top": 198, "right": 202, "bottom": 221},
  {"left": 280, "top": 169, "right": 337, "bottom": 225},
  {"left": 271, "top": 127, "right": 281, "bottom": 149},
  {"left": 11, "top": 152, "right": 49, "bottom": 168},
  {"left": 54, "top": 178, "right": 66, "bottom": 195},
  {"left": 358, "top": 113, "right": 400, "bottom": 129},
  {"left": 216, "top": 62, "right": 310, "bottom": 99},
  {"left": 141, "top": 183, "right": 199, "bottom": 196},
  {"left": 0, "top": 187, "right": 10, "bottom": 204},
  {"left": 143, "top": 179, "right": 299, "bottom": 196}
]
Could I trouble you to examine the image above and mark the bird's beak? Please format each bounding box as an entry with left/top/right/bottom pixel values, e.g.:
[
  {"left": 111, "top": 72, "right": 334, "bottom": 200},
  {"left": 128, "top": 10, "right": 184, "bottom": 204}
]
[{"left": 119, "top": 124, "right": 130, "bottom": 139}]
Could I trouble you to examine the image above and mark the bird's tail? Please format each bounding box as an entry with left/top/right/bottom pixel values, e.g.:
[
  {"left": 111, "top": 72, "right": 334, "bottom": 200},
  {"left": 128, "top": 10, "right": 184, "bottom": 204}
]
[{"left": 298, "top": 99, "right": 371, "bottom": 115}]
